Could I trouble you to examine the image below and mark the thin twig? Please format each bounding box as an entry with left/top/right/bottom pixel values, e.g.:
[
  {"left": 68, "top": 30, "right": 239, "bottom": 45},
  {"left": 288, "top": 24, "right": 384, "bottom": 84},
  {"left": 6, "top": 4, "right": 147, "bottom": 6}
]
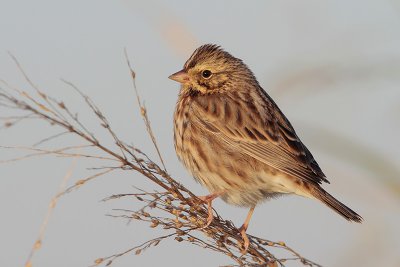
[
  {"left": 124, "top": 49, "right": 167, "bottom": 171},
  {"left": 25, "top": 155, "right": 79, "bottom": 267},
  {"left": 33, "top": 131, "right": 71, "bottom": 147}
]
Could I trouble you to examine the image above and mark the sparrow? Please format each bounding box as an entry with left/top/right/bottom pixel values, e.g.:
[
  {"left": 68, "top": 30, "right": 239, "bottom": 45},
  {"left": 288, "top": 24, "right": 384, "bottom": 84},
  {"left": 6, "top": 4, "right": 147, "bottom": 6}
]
[{"left": 169, "top": 44, "right": 362, "bottom": 250}]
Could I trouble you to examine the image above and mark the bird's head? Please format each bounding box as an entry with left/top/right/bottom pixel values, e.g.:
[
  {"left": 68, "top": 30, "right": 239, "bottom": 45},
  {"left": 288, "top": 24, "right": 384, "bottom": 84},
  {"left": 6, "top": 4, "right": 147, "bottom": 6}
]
[{"left": 169, "top": 44, "right": 256, "bottom": 95}]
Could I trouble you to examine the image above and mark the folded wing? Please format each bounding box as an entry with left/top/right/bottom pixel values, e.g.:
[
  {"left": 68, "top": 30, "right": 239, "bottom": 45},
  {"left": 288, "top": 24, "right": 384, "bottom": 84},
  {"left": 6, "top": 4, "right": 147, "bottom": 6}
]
[{"left": 191, "top": 89, "right": 328, "bottom": 186}]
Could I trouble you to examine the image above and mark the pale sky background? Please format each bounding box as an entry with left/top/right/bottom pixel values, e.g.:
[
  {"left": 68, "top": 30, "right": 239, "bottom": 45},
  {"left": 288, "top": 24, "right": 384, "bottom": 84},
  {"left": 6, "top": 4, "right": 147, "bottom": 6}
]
[{"left": 1, "top": 1, "right": 400, "bottom": 267}]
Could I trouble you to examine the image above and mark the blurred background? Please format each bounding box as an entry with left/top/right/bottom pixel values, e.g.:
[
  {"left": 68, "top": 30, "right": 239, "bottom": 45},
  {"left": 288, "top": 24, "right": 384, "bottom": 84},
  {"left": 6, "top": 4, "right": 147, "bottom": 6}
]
[{"left": 1, "top": 0, "right": 399, "bottom": 266}]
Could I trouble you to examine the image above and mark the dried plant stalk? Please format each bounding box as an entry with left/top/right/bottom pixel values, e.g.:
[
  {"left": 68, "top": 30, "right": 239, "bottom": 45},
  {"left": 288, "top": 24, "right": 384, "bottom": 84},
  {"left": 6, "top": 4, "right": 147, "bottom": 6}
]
[{"left": 0, "top": 54, "right": 322, "bottom": 267}]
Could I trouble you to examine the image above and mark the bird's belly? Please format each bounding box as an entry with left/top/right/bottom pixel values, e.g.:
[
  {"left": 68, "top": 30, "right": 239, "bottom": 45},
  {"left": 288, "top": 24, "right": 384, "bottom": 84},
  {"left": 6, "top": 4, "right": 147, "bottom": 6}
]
[
  {"left": 174, "top": 116, "right": 302, "bottom": 206},
  {"left": 195, "top": 168, "right": 295, "bottom": 207},
  {"left": 177, "top": 134, "right": 294, "bottom": 206}
]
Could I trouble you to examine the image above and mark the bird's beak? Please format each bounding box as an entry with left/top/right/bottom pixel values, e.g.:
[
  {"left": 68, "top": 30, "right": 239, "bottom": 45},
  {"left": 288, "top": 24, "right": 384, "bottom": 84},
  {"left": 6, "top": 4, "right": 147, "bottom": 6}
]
[{"left": 168, "top": 69, "right": 190, "bottom": 84}]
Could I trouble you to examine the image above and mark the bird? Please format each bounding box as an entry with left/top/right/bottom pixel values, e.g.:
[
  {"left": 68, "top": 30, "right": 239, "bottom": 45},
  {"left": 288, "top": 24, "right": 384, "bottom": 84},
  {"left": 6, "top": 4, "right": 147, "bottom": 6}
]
[{"left": 169, "top": 44, "right": 362, "bottom": 251}]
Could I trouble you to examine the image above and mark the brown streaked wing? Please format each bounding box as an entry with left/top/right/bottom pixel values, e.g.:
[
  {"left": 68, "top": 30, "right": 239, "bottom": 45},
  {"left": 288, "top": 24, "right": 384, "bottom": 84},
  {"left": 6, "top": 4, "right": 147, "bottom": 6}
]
[{"left": 191, "top": 91, "right": 328, "bottom": 186}]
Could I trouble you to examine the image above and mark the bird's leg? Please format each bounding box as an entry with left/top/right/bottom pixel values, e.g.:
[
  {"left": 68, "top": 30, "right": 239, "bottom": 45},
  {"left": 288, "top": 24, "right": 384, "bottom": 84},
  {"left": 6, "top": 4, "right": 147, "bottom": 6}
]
[
  {"left": 238, "top": 206, "right": 255, "bottom": 252},
  {"left": 197, "top": 190, "right": 225, "bottom": 228}
]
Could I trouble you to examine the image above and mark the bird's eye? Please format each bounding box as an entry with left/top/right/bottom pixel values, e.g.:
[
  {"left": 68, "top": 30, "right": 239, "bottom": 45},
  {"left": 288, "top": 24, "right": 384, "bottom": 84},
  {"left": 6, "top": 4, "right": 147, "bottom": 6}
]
[{"left": 202, "top": 70, "right": 212, "bottom": 79}]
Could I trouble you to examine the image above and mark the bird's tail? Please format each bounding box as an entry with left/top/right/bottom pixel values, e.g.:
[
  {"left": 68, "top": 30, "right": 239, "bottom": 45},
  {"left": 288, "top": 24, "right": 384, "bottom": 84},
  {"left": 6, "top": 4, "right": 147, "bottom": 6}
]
[{"left": 311, "top": 187, "right": 362, "bottom": 223}]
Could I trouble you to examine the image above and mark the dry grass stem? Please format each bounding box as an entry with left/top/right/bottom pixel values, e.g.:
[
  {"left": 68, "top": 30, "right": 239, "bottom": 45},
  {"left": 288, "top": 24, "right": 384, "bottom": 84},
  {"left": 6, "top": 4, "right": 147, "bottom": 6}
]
[
  {"left": 24, "top": 154, "right": 79, "bottom": 267},
  {"left": 124, "top": 48, "right": 167, "bottom": 171}
]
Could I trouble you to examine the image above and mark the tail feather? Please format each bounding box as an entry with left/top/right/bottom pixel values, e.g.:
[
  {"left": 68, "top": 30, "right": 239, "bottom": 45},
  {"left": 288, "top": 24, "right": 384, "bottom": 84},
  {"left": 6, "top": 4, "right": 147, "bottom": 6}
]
[{"left": 311, "top": 187, "right": 362, "bottom": 223}]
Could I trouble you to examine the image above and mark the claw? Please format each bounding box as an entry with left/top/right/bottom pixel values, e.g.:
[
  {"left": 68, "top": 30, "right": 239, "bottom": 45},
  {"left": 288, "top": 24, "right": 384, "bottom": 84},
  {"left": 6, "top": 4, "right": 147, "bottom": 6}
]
[
  {"left": 197, "top": 190, "right": 225, "bottom": 228},
  {"left": 239, "top": 225, "right": 250, "bottom": 253},
  {"left": 201, "top": 199, "right": 214, "bottom": 228},
  {"left": 238, "top": 206, "right": 255, "bottom": 254}
]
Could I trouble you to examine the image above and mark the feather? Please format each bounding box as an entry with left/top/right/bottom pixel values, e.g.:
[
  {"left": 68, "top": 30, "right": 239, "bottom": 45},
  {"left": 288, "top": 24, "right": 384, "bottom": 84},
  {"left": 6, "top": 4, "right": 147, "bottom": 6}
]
[{"left": 191, "top": 88, "right": 329, "bottom": 186}]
